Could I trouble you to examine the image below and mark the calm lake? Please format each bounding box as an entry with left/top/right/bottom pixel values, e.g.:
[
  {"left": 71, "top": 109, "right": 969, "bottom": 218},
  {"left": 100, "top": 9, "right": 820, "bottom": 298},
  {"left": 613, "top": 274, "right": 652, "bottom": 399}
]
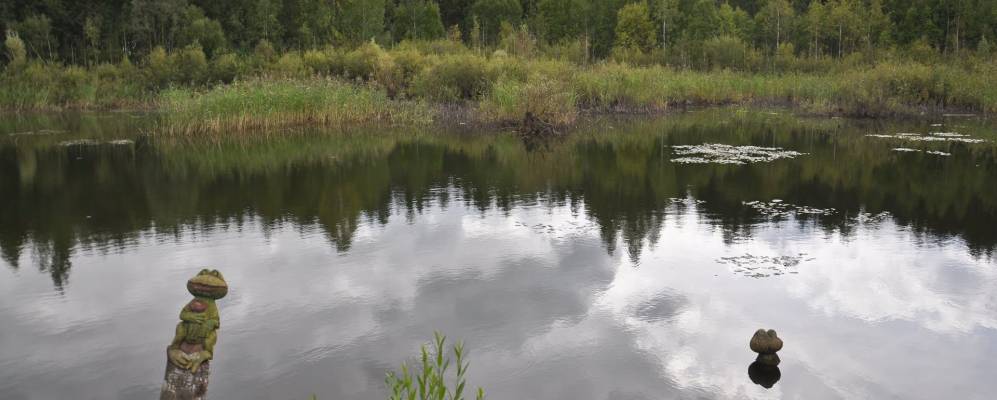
[{"left": 1, "top": 109, "right": 996, "bottom": 399}]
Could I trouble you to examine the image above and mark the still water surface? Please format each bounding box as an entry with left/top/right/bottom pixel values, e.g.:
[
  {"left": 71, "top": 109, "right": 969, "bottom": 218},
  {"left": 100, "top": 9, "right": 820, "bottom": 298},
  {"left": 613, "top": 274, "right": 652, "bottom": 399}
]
[{"left": 1, "top": 110, "right": 996, "bottom": 399}]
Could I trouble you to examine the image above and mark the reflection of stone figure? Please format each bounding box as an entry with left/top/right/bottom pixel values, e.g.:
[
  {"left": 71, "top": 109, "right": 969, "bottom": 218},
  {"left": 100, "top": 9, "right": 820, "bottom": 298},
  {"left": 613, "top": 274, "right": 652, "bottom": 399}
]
[
  {"left": 748, "top": 361, "right": 781, "bottom": 388},
  {"left": 161, "top": 269, "right": 228, "bottom": 400},
  {"left": 750, "top": 329, "right": 783, "bottom": 366}
]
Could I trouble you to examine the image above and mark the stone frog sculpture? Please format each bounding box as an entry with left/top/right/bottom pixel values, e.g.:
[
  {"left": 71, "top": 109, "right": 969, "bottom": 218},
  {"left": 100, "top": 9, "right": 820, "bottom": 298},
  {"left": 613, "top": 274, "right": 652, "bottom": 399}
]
[
  {"left": 167, "top": 269, "right": 228, "bottom": 373},
  {"left": 749, "top": 329, "right": 784, "bottom": 366}
]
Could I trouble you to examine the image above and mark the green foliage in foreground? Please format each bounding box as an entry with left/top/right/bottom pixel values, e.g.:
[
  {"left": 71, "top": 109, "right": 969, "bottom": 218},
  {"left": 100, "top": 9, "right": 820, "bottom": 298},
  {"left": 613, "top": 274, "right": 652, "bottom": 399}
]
[{"left": 384, "top": 332, "right": 484, "bottom": 400}]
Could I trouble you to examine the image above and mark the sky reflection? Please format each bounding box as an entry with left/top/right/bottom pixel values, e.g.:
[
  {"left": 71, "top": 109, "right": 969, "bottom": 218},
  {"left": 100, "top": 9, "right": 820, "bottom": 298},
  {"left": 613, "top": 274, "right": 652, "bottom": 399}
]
[{"left": 2, "top": 190, "right": 995, "bottom": 400}]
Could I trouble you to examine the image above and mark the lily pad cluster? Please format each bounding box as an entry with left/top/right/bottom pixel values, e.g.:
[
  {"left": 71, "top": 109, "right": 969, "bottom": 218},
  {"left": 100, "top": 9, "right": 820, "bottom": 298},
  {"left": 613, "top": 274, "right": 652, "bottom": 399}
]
[
  {"left": 717, "top": 253, "right": 814, "bottom": 278},
  {"left": 7, "top": 129, "right": 66, "bottom": 137},
  {"left": 866, "top": 133, "right": 986, "bottom": 144},
  {"left": 667, "top": 197, "right": 706, "bottom": 206},
  {"left": 670, "top": 144, "right": 806, "bottom": 165},
  {"left": 58, "top": 139, "right": 135, "bottom": 146},
  {"left": 855, "top": 211, "right": 892, "bottom": 223},
  {"left": 513, "top": 219, "right": 597, "bottom": 239},
  {"left": 891, "top": 148, "right": 952, "bottom": 156},
  {"left": 743, "top": 199, "right": 835, "bottom": 217}
]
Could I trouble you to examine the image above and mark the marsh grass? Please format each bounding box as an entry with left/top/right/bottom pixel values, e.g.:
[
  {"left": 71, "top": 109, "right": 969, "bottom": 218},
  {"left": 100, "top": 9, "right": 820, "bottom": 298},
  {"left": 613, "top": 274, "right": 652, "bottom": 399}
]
[
  {"left": 4, "top": 40, "right": 997, "bottom": 128},
  {"left": 158, "top": 78, "right": 433, "bottom": 134},
  {"left": 384, "top": 332, "right": 485, "bottom": 400},
  {"left": 480, "top": 74, "right": 578, "bottom": 125}
]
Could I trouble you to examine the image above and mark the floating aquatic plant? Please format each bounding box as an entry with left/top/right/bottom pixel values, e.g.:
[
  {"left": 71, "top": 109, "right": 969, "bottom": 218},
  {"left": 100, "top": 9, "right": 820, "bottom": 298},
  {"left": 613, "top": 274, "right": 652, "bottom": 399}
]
[
  {"left": 743, "top": 200, "right": 835, "bottom": 217},
  {"left": 866, "top": 133, "right": 986, "bottom": 144},
  {"left": 717, "top": 253, "right": 814, "bottom": 278},
  {"left": 855, "top": 211, "right": 892, "bottom": 223},
  {"left": 670, "top": 144, "right": 806, "bottom": 165},
  {"left": 928, "top": 132, "right": 968, "bottom": 138},
  {"left": 7, "top": 129, "right": 66, "bottom": 136},
  {"left": 58, "top": 139, "right": 99, "bottom": 146},
  {"left": 58, "top": 139, "right": 135, "bottom": 146},
  {"left": 668, "top": 197, "right": 706, "bottom": 205},
  {"left": 890, "top": 148, "right": 951, "bottom": 156}
]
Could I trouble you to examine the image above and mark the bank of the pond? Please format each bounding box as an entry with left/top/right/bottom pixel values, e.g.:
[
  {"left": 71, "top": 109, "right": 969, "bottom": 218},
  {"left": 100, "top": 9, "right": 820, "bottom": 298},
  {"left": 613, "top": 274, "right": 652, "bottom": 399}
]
[
  {"left": 158, "top": 68, "right": 997, "bottom": 134},
  {"left": 158, "top": 79, "right": 434, "bottom": 134},
  {"left": 4, "top": 45, "right": 996, "bottom": 133}
]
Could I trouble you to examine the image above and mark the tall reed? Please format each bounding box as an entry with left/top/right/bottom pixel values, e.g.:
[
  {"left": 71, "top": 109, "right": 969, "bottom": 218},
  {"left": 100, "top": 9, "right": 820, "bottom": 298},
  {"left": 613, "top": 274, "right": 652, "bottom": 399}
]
[
  {"left": 158, "top": 78, "right": 433, "bottom": 134},
  {"left": 384, "top": 332, "right": 485, "bottom": 400}
]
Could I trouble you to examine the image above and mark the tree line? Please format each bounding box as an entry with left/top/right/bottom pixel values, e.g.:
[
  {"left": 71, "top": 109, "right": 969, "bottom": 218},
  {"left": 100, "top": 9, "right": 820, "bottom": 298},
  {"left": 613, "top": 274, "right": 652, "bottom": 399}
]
[{"left": 2, "top": 0, "right": 995, "bottom": 66}]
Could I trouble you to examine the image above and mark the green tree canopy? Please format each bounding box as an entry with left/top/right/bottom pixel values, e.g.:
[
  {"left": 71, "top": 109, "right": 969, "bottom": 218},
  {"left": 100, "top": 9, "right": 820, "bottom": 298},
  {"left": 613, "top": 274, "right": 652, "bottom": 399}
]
[
  {"left": 470, "top": 0, "right": 522, "bottom": 44},
  {"left": 614, "top": 1, "right": 656, "bottom": 53},
  {"left": 392, "top": 0, "right": 446, "bottom": 41}
]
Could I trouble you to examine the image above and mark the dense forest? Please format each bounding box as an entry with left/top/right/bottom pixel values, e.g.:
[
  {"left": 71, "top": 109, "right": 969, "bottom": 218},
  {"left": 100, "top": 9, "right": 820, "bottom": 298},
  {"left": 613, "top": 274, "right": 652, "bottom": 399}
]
[
  {"left": 3, "top": 0, "right": 995, "bottom": 64},
  {"left": 2, "top": 1, "right": 996, "bottom": 119}
]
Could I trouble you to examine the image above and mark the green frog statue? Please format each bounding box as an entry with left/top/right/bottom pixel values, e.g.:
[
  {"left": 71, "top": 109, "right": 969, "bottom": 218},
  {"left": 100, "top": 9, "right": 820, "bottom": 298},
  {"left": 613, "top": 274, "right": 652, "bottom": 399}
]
[
  {"left": 168, "top": 269, "right": 228, "bottom": 372},
  {"left": 161, "top": 269, "right": 228, "bottom": 400}
]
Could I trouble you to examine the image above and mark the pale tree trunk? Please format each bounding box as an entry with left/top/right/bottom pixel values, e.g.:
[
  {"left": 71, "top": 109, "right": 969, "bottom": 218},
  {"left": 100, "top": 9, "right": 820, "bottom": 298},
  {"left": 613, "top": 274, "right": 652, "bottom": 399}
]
[
  {"left": 662, "top": 20, "right": 666, "bottom": 51},
  {"left": 838, "top": 24, "right": 843, "bottom": 58},
  {"left": 776, "top": 12, "right": 781, "bottom": 50}
]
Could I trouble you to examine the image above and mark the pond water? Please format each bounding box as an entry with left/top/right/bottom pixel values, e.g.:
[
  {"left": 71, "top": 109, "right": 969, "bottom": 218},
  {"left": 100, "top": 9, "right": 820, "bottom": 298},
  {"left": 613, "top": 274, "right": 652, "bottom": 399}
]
[{"left": 1, "top": 109, "right": 996, "bottom": 399}]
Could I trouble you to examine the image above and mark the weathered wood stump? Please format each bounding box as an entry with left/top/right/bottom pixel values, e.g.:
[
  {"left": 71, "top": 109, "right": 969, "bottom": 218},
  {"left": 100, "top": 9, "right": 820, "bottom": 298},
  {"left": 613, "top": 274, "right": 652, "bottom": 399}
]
[
  {"left": 520, "top": 112, "right": 556, "bottom": 137},
  {"left": 161, "top": 359, "right": 210, "bottom": 400}
]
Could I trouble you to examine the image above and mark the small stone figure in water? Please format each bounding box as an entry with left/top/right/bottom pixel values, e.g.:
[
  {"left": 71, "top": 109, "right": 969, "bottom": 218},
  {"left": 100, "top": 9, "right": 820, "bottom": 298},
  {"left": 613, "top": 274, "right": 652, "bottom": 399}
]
[
  {"left": 161, "top": 269, "right": 228, "bottom": 400},
  {"left": 750, "top": 329, "right": 783, "bottom": 366}
]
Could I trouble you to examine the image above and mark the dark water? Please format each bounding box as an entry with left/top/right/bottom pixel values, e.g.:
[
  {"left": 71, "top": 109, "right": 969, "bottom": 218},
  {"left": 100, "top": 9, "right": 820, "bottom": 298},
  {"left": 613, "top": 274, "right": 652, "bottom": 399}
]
[{"left": 1, "top": 110, "right": 996, "bottom": 400}]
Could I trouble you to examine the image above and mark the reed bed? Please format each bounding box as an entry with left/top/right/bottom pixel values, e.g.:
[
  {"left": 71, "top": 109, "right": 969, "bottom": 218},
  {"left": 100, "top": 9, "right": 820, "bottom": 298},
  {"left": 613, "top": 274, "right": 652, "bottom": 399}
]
[
  {"left": 158, "top": 78, "right": 433, "bottom": 134},
  {"left": 4, "top": 41, "right": 996, "bottom": 130}
]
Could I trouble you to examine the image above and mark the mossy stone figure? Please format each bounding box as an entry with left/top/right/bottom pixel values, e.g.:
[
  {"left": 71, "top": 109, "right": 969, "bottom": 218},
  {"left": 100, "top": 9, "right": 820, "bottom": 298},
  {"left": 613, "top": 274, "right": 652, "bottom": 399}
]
[
  {"left": 161, "top": 269, "right": 228, "bottom": 400},
  {"left": 749, "top": 329, "right": 783, "bottom": 367}
]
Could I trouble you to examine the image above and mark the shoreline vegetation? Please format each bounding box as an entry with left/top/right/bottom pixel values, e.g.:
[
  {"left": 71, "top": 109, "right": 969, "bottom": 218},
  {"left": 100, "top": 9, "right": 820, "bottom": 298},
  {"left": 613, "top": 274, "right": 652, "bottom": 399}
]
[
  {"left": 7, "top": 42, "right": 996, "bottom": 134},
  {"left": 3, "top": 0, "right": 997, "bottom": 134}
]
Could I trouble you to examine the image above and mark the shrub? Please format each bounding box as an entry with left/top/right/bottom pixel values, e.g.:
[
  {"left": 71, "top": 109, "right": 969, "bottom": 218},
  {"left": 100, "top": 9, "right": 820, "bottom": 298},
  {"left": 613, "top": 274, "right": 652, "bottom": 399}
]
[
  {"left": 4, "top": 30, "right": 27, "bottom": 69},
  {"left": 303, "top": 48, "right": 342, "bottom": 75},
  {"left": 499, "top": 23, "right": 536, "bottom": 58},
  {"left": 56, "top": 66, "right": 92, "bottom": 105},
  {"left": 146, "top": 46, "right": 175, "bottom": 88},
  {"left": 388, "top": 48, "right": 431, "bottom": 96},
  {"left": 175, "top": 44, "right": 208, "bottom": 85},
  {"left": 773, "top": 43, "right": 797, "bottom": 72},
  {"left": 272, "top": 52, "right": 309, "bottom": 78},
  {"left": 210, "top": 53, "right": 242, "bottom": 83},
  {"left": 411, "top": 53, "right": 494, "bottom": 101},
  {"left": 395, "top": 39, "right": 469, "bottom": 56},
  {"left": 254, "top": 39, "right": 277, "bottom": 64},
  {"left": 93, "top": 62, "right": 121, "bottom": 81},
  {"left": 702, "top": 36, "right": 755, "bottom": 71},
  {"left": 481, "top": 73, "right": 577, "bottom": 124},
  {"left": 342, "top": 42, "right": 387, "bottom": 80},
  {"left": 541, "top": 39, "right": 589, "bottom": 65},
  {"left": 904, "top": 37, "right": 938, "bottom": 64}
]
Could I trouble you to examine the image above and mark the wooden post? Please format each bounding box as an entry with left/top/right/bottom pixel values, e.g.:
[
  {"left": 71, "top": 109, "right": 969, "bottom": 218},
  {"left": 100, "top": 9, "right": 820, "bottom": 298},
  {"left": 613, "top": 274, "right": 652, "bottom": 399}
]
[{"left": 161, "top": 360, "right": 210, "bottom": 400}]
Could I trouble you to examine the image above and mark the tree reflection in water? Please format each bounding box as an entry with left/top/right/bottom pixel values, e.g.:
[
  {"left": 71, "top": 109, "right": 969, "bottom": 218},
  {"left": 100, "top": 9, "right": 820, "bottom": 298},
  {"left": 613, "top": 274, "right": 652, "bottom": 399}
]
[{"left": 1, "top": 110, "right": 995, "bottom": 288}]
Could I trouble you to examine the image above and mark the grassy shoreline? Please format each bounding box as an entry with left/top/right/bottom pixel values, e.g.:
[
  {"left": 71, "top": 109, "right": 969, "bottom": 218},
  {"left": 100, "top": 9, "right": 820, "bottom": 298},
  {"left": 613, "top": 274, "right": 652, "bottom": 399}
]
[{"left": 3, "top": 43, "right": 995, "bottom": 133}]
